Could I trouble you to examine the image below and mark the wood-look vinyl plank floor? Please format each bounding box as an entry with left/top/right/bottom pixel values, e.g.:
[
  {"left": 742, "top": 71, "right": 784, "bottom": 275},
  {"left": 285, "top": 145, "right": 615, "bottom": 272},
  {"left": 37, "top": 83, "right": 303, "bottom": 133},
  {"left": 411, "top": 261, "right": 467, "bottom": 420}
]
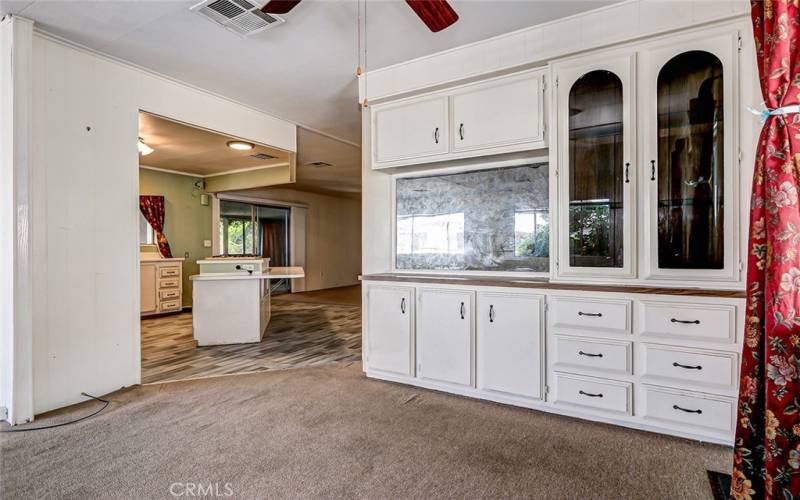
[{"left": 141, "top": 300, "right": 361, "bottom": 384}]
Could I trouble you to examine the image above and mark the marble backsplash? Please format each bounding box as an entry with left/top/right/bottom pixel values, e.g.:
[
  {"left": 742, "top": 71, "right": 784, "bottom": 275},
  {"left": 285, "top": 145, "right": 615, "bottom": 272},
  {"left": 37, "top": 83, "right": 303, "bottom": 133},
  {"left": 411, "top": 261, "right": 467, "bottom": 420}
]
[{"left": 396, "top": 163, "right": 549, "bottom": 272}]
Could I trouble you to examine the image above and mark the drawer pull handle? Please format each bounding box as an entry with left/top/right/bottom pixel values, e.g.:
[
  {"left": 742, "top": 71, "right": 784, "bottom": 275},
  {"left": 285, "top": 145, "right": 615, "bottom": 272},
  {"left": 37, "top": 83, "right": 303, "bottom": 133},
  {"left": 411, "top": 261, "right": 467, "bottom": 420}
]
[
  {"left": 459, "top": 123, "right": 465, "bottom": 141},
  {"left": 434, "top": 127, "right": 439, "bottom": 144},
  {"left": 578, "top": 311, "right": 603, "bottom": 317},
  {"left": 624, "top": 162, "right": 630, "bottom": 183},
  {"left": 650, "top": 160, "right": 656, "bottom": 181},
  {"left": 673, "top": 362, "right": 703, "bottom": 370},
  {"left": 673, "top": 404, "right": 702, "bottom": 414},
  {"left": 671, "top": 318, "right": 700, "bottom": 325},
  {"left": 579, "top": 351, "right": 603, "bottom": 358},
  {"left": 400, "top": 298, "right": 406, "bottom": 314},
  {"left": 579, "top": 390, "right": 603, "bottom": 398},
  {"left": 489, "top": 305, "right": 495, "bottom": 323},
  {"left": 460, "top": 301, "right": 465, "bottom": 320}
]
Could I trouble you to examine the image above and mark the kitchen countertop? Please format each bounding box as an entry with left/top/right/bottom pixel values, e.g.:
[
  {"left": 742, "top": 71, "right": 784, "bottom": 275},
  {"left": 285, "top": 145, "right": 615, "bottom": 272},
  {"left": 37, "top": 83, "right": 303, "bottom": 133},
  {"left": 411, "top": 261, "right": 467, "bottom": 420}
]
[
  {"left": 190, "top": 267, "right": 305, "bottom": 281},
  {"left": 359, "top": 273, "right": 746, "bottom": 298},
  {"left": 140, "top": 257, "right": 186, "bottom": 262}
]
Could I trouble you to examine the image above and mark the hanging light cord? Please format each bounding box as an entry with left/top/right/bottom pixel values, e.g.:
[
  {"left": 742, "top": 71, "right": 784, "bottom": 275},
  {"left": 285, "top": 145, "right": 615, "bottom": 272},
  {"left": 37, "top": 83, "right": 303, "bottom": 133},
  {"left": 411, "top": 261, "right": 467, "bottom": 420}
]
[{"left": 0, "top": 393, "right": 110, "bottom": 433}]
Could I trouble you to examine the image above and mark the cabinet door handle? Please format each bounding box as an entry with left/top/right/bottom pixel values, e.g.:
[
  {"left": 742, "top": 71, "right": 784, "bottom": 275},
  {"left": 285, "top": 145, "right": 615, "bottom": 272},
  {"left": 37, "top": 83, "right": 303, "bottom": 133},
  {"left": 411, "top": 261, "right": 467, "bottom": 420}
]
[
  {"left": 650, "top": 160, "right": 656, "bottom": 181},
  {"left": 579, "top": 390, "right": 603, "bottom": 398},
  {"left": 579, "top": 350, "right": 603, "bottom": 358},
  {"left": 400, "top": 297, "right": 406, "bottom": 314},
  {"left": 673, "top": 404, "right": 702, "bottom": 414},
  {"left": 671, "top": 318, "right": 700, "bottom": 325},
  {"left": 460, "top": 301, "right": 465, "bottom": 320},
  {"left": 578, "top": 311, "right": 602, "bottom": 317},
  {"left": 624, "top": 162, "right": 630, "bottom": 183},
  {"left": 459, "top": 123, "right": 465, "bottom": 141},
  {"left": 434, "top": 127, "right": 439, "bottom": 144},
  {"left": 673, "top": 362, "right": 702, "bottom": 370},
  {"left": 489, "top": 304, "right": 495, "bottom": 323}
]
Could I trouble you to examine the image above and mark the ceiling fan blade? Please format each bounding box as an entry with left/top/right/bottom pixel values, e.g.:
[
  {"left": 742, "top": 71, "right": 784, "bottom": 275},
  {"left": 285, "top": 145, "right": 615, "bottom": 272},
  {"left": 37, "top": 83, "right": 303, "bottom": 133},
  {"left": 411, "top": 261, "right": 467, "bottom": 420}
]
[
  {"left": 261, "top": 0, "right": 302, "bottom": 15},
  {"left": 405, "top": 0, "right": 459, "bottom": 33}
]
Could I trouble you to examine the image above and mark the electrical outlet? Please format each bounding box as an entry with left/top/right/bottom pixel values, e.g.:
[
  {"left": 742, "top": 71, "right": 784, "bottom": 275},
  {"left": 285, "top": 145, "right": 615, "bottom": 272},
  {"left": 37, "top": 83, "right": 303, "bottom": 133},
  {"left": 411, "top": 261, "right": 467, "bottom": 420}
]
[
  {"left": 203, "top": 240, "right": 212, "bottom": 248},
  {"left": 184, "top": 251, "right": 190, "bottom": 259}
]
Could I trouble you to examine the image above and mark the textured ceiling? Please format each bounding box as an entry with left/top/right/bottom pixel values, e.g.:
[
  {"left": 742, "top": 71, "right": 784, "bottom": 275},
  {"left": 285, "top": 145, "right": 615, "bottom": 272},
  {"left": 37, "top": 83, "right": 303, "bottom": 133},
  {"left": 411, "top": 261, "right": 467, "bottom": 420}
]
[{"left": 1, "top": 0, "right": 619, "bottom": 145}]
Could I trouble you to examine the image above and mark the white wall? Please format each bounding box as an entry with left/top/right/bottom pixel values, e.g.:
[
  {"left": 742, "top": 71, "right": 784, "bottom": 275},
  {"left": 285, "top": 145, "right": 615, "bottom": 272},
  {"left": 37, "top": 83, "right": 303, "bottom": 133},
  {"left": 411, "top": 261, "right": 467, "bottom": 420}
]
[
  {"left": 227, "top": 189, "right": 362, "bottom": 291},
  {"left": 25, "top": 30, "right": 297, "bottom": 415}
]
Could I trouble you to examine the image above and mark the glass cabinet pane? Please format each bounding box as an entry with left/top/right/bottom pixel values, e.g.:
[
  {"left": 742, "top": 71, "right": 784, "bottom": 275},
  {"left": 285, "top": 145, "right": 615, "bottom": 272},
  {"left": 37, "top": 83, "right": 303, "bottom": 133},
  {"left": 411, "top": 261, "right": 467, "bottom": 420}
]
[
  {"left": 657, "top": 51, "right": 724, "bottom": 269},
  {"left": 568, "top": 70, "right": 624, "bottom": 268}
]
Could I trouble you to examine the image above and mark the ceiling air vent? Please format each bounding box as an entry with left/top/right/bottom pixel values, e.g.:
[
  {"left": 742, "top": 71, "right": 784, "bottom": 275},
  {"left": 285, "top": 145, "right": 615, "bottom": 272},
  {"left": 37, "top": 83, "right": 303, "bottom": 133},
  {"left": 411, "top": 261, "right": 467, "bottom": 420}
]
[
  {"left": 305, "top": 161, "right": 334, "bottom": 168},
  {"left": 191, "top": 0, "right": 285, "bottom": 36},
  {"left": 250, "top": 153, "right": 278, "bottom": 160}
]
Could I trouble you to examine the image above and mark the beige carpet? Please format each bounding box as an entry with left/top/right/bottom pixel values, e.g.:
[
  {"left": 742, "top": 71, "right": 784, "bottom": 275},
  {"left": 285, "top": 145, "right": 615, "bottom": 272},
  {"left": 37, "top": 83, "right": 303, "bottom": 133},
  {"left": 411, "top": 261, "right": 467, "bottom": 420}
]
[{"left": 0, "top": 365, "right": 731, "bottom": 499}]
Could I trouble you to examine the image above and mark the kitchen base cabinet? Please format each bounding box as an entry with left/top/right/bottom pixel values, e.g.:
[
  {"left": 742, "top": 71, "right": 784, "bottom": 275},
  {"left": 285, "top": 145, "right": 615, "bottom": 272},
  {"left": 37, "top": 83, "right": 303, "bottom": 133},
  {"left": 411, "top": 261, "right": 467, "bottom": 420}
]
[
  {"left": 365, "top": 285, "right": 415, "bottom": 376},
  {"left": 476, "top": 292, "right": 545, "bottom": 400},
  {"left": 417, "top": 288, "right": 473, "bottom": 386}
]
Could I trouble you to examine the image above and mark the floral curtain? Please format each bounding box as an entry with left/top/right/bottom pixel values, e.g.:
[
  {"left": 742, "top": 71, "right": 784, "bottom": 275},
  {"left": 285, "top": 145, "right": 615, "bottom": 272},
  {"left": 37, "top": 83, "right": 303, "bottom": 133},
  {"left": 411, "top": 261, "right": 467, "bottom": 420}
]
[
  {"left": 139, "top": 195, "right": 173, "bottom": 258},
  {"left": 732, "top": 2, "right": 800, "bottom": 498}
]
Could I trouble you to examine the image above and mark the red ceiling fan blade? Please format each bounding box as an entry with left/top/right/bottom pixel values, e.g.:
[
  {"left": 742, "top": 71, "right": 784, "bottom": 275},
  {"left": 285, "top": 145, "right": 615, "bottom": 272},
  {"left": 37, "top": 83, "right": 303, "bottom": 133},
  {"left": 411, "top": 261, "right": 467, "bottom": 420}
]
[
  {"left": 405, "top": 0, "right": 459, "bottom": 33},
  {"left": 261, "top": 0, "right": 302, "bottom": 15}
]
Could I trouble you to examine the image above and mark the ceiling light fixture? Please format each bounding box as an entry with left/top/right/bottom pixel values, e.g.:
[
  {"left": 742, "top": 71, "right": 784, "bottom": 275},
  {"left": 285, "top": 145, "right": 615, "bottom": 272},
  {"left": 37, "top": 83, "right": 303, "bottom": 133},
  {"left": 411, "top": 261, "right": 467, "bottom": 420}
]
[
  {"left": 138, "top": 137, "right": 154, "bottom": 156},
  {"left": 227, "top": 140, "right": 255, "bottom": 151}
]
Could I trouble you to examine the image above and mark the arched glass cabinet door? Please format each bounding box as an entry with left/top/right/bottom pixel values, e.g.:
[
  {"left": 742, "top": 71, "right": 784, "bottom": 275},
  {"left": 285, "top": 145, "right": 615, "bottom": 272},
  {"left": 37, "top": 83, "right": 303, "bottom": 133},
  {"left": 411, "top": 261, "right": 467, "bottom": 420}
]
[
  {"left": 555, "top": 54, "right": 635, "bottom": 278},
  {"left": 643, "top": 35, "right": 736, "bottom": 281}
]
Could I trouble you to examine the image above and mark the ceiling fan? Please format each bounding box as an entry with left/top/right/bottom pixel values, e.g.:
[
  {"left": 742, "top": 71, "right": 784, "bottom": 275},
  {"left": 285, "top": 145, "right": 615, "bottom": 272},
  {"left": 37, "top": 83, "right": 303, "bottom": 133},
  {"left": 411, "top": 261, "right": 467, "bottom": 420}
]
[{"left": 261, "top": 0, "right": 459, "bottom": 33}]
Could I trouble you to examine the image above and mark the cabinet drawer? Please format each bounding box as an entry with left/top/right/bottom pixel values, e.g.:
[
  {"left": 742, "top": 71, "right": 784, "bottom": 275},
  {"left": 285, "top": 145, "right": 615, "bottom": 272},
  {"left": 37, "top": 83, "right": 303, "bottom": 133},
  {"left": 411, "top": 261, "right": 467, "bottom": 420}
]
[
  {"left": 641, "top": 344, "right": 737, "bottom": 391},
  {"left": 159, "top": 278, "right": 180, "bottom": 289},
  {"left": 159, "top": 266, "right": 181, "bottom": 278},
  {"left": 552, "top": 373, "right": 631, "bottom": 415},
  {"left": 550, "top": 296, "right": 631, "bottom": 335},
  {"left": 640, "top": 301, "right": 736, "bottom": 344},
  {"left": 640, "top": 385, "right": 735, "bottom": 435},
  {"left": 159, "top": 289, "right": 180, "bottom": 300},
  {"left": 160, "top": 299, "right": 181, "bottom": 312},
  {"left": 553, "top": 336, "right": 632, "bottom": 376}
]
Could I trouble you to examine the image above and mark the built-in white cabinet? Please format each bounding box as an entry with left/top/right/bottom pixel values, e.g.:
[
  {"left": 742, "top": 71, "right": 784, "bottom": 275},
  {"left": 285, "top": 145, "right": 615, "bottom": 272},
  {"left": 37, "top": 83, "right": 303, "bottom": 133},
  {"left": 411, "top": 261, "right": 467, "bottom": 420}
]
[
  {"left": 365, "top": 285, "right": 414, "bottom": 376},
  {"left": 553, "top": 28, "right": 740, "bottom": 284},
  {"left": 371, "top": 69, "right": 546, "bottom": 169},
  {"left": 476, "top": 291, "right": 544, "bottom": 400},
  {"left": 417, "top": 288, "right": 473, "bottom": 386},
  {"left": 554, "top": 52, "right": 637, "bottom": 279},
  {"left": 372, "top": 96, "right": 448, "bottom": 165},
  {"left": 451, "top": 72, "right": 544, "bottom": 153}
]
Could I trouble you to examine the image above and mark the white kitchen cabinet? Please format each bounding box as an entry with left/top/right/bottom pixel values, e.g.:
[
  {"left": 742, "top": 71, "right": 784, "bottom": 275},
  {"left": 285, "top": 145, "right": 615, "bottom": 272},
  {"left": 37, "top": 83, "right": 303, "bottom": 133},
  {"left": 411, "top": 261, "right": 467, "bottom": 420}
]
[
  {"left": 365, "top": 285, "right": 415, "bottom": 376},
  {"left": 140, "top": 263, "right": 158, "bottom": 315},
  {"left": 451, "top": 72, "right": 544, "bottom": 153},
  {"left": 553, "top": 52, "right": 637, "bottom": 279},
  {"left": 417, "top": 288, "right": 473, "bottom": 386},
  {"left": 371, "top": 96, "right": 448, "bottom": 166},
  {"left": 639, "top": 31, "right": 739, "bottom": 283},
  {"left": 476, "top": 291, "right": 544, "bottom": 400}
]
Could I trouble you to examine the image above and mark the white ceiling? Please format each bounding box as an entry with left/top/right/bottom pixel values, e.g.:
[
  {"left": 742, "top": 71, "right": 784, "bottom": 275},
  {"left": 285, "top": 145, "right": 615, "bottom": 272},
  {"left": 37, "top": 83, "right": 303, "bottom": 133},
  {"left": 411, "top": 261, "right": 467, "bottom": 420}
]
[{"left": 1, "top": 0, "right": 619, "bottom": 146}]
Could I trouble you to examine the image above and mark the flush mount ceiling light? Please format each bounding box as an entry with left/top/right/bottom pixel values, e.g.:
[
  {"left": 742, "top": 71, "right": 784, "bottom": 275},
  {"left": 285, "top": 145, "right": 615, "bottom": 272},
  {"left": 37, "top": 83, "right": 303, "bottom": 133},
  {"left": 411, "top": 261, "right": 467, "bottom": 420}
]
[
  {"left": 227, "top": 140, "right": 255, "bottom": 151},
  {"left": 138, "top": 137, "right": 154, "bottom": 156}
]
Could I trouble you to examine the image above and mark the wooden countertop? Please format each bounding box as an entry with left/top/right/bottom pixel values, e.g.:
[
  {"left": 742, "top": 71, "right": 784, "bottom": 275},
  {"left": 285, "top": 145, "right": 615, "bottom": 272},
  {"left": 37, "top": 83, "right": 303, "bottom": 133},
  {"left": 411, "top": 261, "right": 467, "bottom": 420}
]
[{"left": 359, "top": 273, "right": 746, "bottom": 298}]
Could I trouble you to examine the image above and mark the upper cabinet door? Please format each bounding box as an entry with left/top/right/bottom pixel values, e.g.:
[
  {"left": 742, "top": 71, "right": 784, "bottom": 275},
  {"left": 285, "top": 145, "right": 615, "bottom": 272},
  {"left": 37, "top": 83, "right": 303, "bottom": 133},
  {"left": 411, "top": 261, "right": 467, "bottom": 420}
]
[
  {"left": 451, "top": 71, "right": 545, "bottom": 153},
  {"left": 641, "top": 33, "right": 738, "bottom": 282},
  {"left": 554, "top": 53, "right": 637, "bottom": 279},
  {"left": 372, "top": 96, "right": 449, "bottom": 167}
]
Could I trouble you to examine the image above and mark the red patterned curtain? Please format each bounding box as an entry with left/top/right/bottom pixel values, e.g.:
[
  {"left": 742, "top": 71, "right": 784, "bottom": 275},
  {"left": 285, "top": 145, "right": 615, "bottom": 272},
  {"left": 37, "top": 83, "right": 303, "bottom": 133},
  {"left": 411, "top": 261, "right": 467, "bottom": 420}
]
[
  {"left": 139, "top": 195, "right": 173, "bottom": 258},
  {"left": 733, "top": 2, "right": 800, "bottom": 498}
]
